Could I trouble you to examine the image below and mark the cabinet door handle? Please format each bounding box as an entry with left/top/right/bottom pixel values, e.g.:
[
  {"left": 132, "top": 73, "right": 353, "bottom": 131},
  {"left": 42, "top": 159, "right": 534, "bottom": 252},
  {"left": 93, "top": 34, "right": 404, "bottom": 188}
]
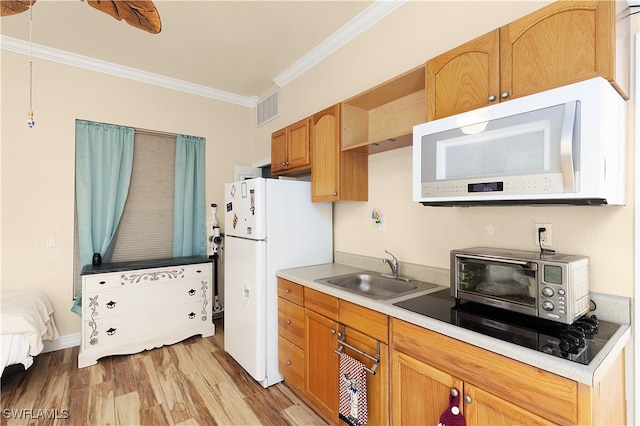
[
  {"left": 488, "top": 94, "right": 496, "bottom": 102},
  {"left": 331, "top": 329, "right": 336, "bottom": 335},
  {"left": 106, "top": 328, "right": 117, "bottom": 336},
  {"left": 106, "top": 301, "right": 117, "bottom": 309},
  {"left": 464, "top": 395, "right": 472, "bottom": 404},
  {"left": 286, "top": 320, "right": 291, "bottom": 324},
  {"left": 285, "top": 289, "right": 290, "bottom": 293},
  {"left": 333, "top": 192, "right": 337, "bottom": 196},
  {"left": 450, "top": 388, "right": 459, "bottom": 397},
  {"left": 188, "top": 289, "right": 196, "bottom": 296},
  {"left": 500, "top": 91, "right": 509, "bottom": 99},
  {"left": 188, "top": 312, "right": 196, "bottom": 319}
]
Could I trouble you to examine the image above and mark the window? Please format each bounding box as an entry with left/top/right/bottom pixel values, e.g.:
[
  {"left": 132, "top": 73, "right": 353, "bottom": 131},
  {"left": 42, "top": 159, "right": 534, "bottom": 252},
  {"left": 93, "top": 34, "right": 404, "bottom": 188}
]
[{"left": 73, "top": 130, "right": 178, "bottom": 298}]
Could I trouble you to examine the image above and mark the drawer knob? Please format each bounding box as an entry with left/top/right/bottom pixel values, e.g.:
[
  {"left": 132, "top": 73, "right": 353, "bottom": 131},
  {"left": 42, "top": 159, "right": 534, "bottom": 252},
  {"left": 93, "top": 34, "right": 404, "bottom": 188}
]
[
  {"left": 196, "top": 270, "right": 202, "bottom": 273},
  {"left": 286, "top": 320, "right": 291, "bottom": 325},
  {"left": 106, "top": 328, "right": 117, "bottom": 336},
  {"left": 99, "top": 280, "right": 106, "bottom": 285},
  {"left": 188, "top": 312, "right": 196, "bottom": 319},
  {"left": 188, "top": 289, "right": 196, "bottom": 296},
  {"left": 285, "top": 289, "right": 290, "bottom": 293},
  {"left": 106, "top": 301, "right": 117, "bottom": 309},
  {"left": 286, "top": 360, "right": 291, "bottom": 366}
]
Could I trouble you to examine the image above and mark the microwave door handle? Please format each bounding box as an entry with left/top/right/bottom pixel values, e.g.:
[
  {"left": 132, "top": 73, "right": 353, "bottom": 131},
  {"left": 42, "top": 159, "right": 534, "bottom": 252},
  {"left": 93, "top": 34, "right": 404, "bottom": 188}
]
[
  {"left": 458, "top": 255, "right": 538, "bottom": 270},
  {"left": 560, "top": 101, "right": 578, "bottom": 193}
]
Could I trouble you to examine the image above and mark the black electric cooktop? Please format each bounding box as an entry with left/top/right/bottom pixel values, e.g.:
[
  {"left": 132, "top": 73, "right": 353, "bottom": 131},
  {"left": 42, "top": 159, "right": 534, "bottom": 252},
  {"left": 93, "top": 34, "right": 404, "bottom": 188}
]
[{"left": 393, "top": 289, "right": 620, "bottom": 365}]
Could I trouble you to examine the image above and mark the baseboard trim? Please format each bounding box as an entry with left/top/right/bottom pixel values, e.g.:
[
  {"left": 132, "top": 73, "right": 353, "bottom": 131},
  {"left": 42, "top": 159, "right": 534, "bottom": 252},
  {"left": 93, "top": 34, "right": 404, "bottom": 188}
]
[{"left": 43, "top": 333, "right": 81, "bottom": 353}]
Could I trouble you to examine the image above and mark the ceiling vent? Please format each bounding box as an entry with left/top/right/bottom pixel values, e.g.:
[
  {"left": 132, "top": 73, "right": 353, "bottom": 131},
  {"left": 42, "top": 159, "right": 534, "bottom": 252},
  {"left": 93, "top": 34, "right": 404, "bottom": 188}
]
[{"left": 256, "top": 89, "right": 280, "bottom": 127}]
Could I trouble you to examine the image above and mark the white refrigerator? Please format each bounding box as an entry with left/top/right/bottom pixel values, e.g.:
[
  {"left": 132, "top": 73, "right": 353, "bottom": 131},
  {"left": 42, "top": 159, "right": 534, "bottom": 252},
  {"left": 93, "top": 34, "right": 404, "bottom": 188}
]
[{"left": 223, "top": 178, "right": 333, "bottom": 387}]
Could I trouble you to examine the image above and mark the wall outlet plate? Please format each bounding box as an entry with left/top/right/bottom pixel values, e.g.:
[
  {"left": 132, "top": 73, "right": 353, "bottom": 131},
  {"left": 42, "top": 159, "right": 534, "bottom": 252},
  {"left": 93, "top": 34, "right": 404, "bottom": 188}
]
[{"left": 535, "top": 223, "right": 552, "bottom": 246}]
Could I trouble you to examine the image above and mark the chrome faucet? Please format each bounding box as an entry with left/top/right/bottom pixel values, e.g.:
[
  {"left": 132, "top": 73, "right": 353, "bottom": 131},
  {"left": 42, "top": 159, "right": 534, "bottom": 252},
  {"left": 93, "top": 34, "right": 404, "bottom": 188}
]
[{"left": 382, "top": 250, "right": 399, "bottom": 278}]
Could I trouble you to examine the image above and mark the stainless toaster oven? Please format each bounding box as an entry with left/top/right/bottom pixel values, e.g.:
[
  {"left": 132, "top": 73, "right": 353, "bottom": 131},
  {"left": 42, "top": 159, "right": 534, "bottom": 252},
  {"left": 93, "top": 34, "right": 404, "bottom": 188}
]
[{"left": 451, "top": 247, "right": 590, "bottom": 324}]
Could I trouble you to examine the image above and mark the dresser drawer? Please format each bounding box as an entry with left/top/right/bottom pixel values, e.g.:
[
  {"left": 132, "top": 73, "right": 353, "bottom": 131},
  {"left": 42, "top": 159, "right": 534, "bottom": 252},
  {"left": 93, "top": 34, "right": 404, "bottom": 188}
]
[
  {"left": 278, "top": 278, "right": 304, "bottom": 305},
  {"left": 84, "top": 279, "right": 208, "bottom": 319},
  {"left": 278, "top": 298, "right": 304, "bottom": 348},
  {"left": 83, "top": 273, "right": 121, "bottom": 291},
  {"left": 84, "top": 263, "right": 211, "bottom": 292},
  {"left": 83, "top": 301, "right": 208, "bottom": 350},
  {"left": 278, "top": 336, "right": 304, "bottom": 392}
]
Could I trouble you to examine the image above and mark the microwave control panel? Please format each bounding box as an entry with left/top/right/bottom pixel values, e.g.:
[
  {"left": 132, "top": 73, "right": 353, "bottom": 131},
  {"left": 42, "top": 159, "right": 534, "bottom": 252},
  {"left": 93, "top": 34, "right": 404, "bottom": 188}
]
[{"left": 421, "top": 173, "right": 566, "bottom": 198}]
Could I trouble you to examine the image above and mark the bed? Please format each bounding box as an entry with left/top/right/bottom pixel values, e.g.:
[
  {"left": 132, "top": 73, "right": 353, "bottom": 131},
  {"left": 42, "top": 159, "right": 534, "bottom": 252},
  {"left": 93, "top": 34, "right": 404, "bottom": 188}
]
[{"left": 1, "top": 289, "right": 59, "bottom": 377}]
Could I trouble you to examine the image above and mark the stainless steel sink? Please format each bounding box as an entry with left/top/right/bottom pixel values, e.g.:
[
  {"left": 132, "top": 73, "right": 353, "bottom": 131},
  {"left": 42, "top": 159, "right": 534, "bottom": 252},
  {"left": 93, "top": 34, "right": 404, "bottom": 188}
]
[{"left": 315, "top": 271, "right": 437, "bottom": 300}]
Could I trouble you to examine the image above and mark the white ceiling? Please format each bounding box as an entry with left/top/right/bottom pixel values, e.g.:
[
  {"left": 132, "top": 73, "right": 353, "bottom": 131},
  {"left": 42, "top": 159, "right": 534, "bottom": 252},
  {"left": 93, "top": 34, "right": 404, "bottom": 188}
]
[{"left": 1, "top": 0, "right": 393, "bottom": 104}]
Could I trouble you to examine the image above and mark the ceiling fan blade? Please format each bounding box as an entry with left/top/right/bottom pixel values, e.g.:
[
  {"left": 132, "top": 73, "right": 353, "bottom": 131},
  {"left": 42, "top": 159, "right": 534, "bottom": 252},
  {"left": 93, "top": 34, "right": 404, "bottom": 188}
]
[
  {"left": 0, "top": 0, "right": 36, "bottom": 17},
  {"left": 87, "top": 0, "right": 161, "bottom": 34}
]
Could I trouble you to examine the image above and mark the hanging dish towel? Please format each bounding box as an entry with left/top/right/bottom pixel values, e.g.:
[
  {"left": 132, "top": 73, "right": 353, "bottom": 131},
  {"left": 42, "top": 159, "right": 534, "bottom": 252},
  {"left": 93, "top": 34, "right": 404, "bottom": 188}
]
[
  {"left": 338, "top": 352, "right": 368, "bottom": 426},
  {"left": 438, "top": 388, "right": 466, "bottom": 426}
]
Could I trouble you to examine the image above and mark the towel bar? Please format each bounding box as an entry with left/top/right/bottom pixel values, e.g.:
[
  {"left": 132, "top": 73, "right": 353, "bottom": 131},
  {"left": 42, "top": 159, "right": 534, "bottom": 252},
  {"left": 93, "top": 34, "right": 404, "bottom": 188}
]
[{"left": 333, "top": 325, "right": 380, "bottom": 375}]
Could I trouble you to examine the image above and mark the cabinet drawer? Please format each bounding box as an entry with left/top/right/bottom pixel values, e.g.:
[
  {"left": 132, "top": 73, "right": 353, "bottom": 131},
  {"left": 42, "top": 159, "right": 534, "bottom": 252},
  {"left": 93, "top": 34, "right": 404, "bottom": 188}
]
[
  {"left": 84, "top": 279, "right": 208, "bottom": 319},
  {"left": 278, "top": 298, "right": 305, "bottom": 347},
  {"left": 340, "top": 300, "right": 388, "bottom": 343},
  {"left": 304, "top": 287, "right": 338, "bottom": 321},
  {"left": 84, "top": 301, "right": 207, "bottom": 350},
  {"left": 278, "top": 278, "right": 303, "bottom": 305},
  {"left": 278, "top": 336, "right": 304, "bottom": 392},
  {"left": 84, "top": 263, "right": 211, "bottom": 292}
]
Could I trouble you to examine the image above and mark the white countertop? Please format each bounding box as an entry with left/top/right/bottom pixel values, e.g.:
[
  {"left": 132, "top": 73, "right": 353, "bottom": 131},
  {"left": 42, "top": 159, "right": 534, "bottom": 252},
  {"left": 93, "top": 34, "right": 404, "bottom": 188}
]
[{"left": 276, "top": 262, "right": 631, "bottom": 386}]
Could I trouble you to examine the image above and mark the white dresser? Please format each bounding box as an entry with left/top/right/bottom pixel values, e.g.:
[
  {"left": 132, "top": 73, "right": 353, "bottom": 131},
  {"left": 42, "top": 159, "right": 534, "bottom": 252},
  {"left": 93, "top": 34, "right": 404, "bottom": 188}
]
[{"left": 78, "top": 256, "right": 215, "bottom": 368}]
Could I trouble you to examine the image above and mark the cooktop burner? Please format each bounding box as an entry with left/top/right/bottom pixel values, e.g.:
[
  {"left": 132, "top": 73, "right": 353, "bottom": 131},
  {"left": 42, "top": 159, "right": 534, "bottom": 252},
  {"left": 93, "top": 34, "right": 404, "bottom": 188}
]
[{"left": 393, "top": 289, "right": 620, "bottom": 365}]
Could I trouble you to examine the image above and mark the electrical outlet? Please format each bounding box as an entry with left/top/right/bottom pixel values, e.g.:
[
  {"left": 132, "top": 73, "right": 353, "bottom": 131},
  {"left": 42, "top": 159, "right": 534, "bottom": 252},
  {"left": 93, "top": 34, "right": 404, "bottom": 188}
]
[{"left": 534, "top": 223, "right": 552, "bottom": 247}]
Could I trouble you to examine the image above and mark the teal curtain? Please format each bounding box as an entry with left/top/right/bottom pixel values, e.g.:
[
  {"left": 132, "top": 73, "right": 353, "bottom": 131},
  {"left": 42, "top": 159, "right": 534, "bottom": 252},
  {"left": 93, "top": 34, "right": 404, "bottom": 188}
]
[
  {"left": 173, "top": 134, "right": 206, "bottom": 257},
  {"left": 73, "top": 120, "right": 134, "bottom": 314}
]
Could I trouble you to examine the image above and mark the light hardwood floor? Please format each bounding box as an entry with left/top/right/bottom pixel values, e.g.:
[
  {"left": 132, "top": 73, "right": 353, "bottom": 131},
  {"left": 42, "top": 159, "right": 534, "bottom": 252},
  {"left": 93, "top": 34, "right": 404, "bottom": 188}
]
[{"left": 1, "top": 318, "right": 328, "bottom": 426}]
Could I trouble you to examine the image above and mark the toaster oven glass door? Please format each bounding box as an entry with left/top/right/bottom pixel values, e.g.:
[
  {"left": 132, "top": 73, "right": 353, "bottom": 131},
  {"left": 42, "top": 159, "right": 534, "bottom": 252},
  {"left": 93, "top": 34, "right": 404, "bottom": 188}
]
[{"left": 457, "top": 257, "right": 537, "bottom": 308}]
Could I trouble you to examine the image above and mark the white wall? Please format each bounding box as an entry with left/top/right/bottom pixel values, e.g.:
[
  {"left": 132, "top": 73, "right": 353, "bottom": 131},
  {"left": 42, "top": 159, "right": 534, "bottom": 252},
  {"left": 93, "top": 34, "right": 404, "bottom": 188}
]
[{"left": 0, "top": 52, "right": 255, "bottom": 335}]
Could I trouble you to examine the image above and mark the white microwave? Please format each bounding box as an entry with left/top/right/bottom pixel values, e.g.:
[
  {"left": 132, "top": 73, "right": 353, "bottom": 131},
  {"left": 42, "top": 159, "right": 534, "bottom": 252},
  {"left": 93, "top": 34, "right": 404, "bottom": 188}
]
[{"left": 413, "top": 77, "right": 627, "bottom": 206}]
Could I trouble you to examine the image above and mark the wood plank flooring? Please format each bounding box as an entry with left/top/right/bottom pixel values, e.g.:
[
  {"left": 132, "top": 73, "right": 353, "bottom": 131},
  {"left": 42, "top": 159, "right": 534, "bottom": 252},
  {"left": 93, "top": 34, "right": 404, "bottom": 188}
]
[{"left": 1, "top": 318, "right": 328, "bottom": 426}]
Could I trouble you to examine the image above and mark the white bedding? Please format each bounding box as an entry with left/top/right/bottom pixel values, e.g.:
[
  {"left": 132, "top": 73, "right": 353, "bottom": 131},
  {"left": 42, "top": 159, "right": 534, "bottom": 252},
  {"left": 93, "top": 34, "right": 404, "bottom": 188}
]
[{"left": 1, "top": 289, "right": 59, "bottom": 376}]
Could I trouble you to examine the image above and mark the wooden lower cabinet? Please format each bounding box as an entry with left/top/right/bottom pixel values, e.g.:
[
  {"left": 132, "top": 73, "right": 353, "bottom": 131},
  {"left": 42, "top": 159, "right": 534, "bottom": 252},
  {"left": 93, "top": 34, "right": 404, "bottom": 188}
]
[
  {"left": 305, "top": 308, "right": 340, "bottom": 423},
  {"left": 279, "top": 281, "right": 626, "bottom": 425},
  {"left": 277, "top": 279, "right": 390, "bottom": 425},
  {"left": 390, "top": 318, "right": 626, "bottom": 425},
  {"left": 392, "top": 350, "right": 554, "bottom": 425}
]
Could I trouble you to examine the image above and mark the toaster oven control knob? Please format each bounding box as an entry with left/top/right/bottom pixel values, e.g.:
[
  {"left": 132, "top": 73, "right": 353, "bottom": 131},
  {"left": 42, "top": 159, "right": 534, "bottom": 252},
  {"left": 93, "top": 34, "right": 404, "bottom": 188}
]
[
  {"left": 541, "top": 287, "right": 554, "bottom": 297},
  {"left": 542, "top": 300, "right": 555, "bottom": 311}
]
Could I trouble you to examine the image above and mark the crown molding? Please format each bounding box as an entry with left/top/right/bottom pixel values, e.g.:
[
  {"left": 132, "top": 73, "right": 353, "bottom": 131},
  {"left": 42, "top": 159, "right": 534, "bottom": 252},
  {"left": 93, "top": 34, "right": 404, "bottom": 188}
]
[
  {"left": 1, "top": 35, "right": 259, "bottom": 108},
  {"left": 273, "top": 0, "right": 407, "bottom": 88}
]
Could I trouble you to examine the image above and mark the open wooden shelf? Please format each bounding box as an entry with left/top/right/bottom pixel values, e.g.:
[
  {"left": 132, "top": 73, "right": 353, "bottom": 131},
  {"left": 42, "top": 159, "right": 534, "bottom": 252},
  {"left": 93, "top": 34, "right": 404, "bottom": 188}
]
[{"left": 341, "top": 65, "right": 426, "bottom": 154}]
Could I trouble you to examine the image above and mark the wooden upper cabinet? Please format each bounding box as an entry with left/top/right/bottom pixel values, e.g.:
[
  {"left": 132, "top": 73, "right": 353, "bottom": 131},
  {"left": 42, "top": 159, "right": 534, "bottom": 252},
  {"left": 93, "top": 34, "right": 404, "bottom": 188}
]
[
  {"left": 271, "top": 118, "right": 311, "bottom": 175},
  {"left": 427, "top": 30, "right": 500, "bottom": 121},
  {"left": 501, "top": 0, "right": 629, "bottom": 101},
  {"left": 270, "top": 128, "right": 288, "bottom": 174},
  {"left": 311, "top": 104, "right": 368, "bottom": 202},
  {"left": 427, "top": 0, "right": 629, "bottom": 121}
]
